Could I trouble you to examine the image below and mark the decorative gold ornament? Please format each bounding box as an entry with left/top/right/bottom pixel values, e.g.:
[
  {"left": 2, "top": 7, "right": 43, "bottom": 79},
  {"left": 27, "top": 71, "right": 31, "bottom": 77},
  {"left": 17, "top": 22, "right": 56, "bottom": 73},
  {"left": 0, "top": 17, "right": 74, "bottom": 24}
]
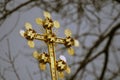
[
  {"left": 20, "top": 11, "right": 79, "bottom": 80},
  {"left": 56, "top": 60, "right": 67, "bottom": 72}
]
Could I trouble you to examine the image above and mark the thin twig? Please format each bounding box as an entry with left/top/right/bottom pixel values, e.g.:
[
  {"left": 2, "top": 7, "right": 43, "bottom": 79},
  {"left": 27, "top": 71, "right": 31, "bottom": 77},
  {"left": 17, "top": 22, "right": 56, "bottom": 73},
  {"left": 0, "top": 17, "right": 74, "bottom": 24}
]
[{"left": 7, "top": 39, "right": 21, "bottom": 80}]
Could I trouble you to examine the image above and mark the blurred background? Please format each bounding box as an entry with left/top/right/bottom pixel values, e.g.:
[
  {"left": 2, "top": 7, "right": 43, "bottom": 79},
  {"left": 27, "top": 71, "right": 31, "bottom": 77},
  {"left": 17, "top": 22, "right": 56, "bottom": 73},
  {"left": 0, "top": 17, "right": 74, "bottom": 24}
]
[{"left": 0, "top": 0, "right": 120, "bottom": 80}]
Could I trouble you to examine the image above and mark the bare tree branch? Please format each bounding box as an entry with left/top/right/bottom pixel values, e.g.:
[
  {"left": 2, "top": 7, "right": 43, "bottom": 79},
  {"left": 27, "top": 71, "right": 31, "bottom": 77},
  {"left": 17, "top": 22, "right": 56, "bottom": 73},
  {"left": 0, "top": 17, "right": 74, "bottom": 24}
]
[
  {"left": 70, "top": 23, "right": 120, "bottom": 80},
  {"left": 0, "top": 0, "right": 35, "bottom": 21},
  {"left": 7, "top": 39, "right": 21, "bottom": 80}
]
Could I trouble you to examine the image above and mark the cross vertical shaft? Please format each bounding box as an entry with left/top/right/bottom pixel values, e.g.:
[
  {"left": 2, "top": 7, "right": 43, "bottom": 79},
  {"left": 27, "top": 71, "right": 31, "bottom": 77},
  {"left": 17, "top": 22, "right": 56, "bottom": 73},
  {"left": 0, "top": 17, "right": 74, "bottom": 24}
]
[
  {"left": 46, "top": 29, "right": 58, "bottom": 80},
  {"left": 48, "top": 43, "right": 57, "bottom": 80}
]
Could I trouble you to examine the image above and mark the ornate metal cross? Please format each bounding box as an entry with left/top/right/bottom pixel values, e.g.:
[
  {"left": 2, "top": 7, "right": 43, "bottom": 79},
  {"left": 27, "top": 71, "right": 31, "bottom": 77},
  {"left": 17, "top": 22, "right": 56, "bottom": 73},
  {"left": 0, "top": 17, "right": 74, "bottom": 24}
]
[{"left": 20, "top": 11, "right": 79, "bottom": 80}]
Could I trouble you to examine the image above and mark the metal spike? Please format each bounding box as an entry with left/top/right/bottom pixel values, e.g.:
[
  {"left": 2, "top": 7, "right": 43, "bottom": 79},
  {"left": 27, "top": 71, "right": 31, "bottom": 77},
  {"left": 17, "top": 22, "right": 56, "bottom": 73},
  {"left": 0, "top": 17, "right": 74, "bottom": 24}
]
[
  {"left": 19, "top": 30, "right": 25, "bottom": 38},
  {"left": 36, "top": 18, "right": 43, "bottom": 25},
  {"left": 25, "top": 22, "right": 32, "bottom": 30},
  {"left": 66, "top": 66, "right": 71, "bottom": 74},
  {"left": 39, "top": 63, "right": 46, "bottom": 70},
  {"left": 27, "top": 40, "right": 35, "bottom": 48},
  {"left": 58, "top": 72, "right": 64, "bottom": 78},
  {"left": 44, "top": 11, "right": 51, "bottom": 19},
  {"left": 64, "top": 29, "right": 72, "bottom": 37},
  {"left": 74, "top": 39, "right": 79, "bottom": 47},
  {"left": 53, "top": 21, "right": 60, "bottom": 28},
  {"left": 67, "top": 47, "right": 74, "bottom": 55}
]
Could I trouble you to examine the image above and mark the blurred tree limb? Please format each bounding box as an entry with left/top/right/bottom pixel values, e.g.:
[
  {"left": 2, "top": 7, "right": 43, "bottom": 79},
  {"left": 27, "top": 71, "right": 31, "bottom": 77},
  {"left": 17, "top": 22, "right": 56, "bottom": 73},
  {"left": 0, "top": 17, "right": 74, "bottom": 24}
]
[
  {"left": 0, "top": 0, "right": 35, "bottom": 23},
  {"left": 70, "top": 23, "right": 120, "bottom": 80},
  {"left": 0, "top": 0, "right": 120, "bottom": 80}
]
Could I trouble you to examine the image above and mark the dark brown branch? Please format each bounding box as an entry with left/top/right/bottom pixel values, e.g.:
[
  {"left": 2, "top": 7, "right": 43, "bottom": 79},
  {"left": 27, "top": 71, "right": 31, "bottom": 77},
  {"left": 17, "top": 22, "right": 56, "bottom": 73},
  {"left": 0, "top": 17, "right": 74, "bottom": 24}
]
[
  {"left": 0, "top": 0, "right": 35, "bottom": 21},
  {"left": 0, "top": 70, "right": 6, "bottom": 80},
  {"left": 115, "top": 0, "right": 120, "bottom": 3},
  {"left": 7, "top": 39, "right": 21, "bottom": 80},
  {"left": 99, "top": 45, "right": 109, "bottom": 80},
  {"left": 99, "top": 22, "right": 120, "bottom": 80},
  {"left": 26, "top": 66, "right": 34, "bottom": 80},
  {"left": 109, "top": 67, "right": 120, "bottom": 80},
  {"left": 0, "top": 13, "right": 20, "bottom": 42},
  {"left": 70, "top": 23, "right": 120, "bottom": 80}
]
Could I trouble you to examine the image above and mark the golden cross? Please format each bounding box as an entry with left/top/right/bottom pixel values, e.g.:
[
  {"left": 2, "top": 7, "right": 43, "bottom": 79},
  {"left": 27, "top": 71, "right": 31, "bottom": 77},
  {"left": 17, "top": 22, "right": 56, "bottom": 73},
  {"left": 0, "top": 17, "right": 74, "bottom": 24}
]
[{"left": 20, "top": 11, "right": 79, "bottom": 80}]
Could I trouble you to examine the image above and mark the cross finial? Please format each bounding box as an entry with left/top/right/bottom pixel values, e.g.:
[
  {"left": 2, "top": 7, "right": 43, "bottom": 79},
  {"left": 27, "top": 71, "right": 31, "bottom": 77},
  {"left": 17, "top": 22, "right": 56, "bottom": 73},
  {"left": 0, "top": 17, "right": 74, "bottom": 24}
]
[{"left": 20, "top": 11, "right": 79, "bottom": 80}]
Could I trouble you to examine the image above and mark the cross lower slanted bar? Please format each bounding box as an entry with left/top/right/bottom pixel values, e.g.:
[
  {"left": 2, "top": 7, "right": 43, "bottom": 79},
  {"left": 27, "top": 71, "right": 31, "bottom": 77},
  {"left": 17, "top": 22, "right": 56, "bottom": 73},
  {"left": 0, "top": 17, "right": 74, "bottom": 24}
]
[{"left": 46, "top": 28, "right": 58, "bottom": 80}]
